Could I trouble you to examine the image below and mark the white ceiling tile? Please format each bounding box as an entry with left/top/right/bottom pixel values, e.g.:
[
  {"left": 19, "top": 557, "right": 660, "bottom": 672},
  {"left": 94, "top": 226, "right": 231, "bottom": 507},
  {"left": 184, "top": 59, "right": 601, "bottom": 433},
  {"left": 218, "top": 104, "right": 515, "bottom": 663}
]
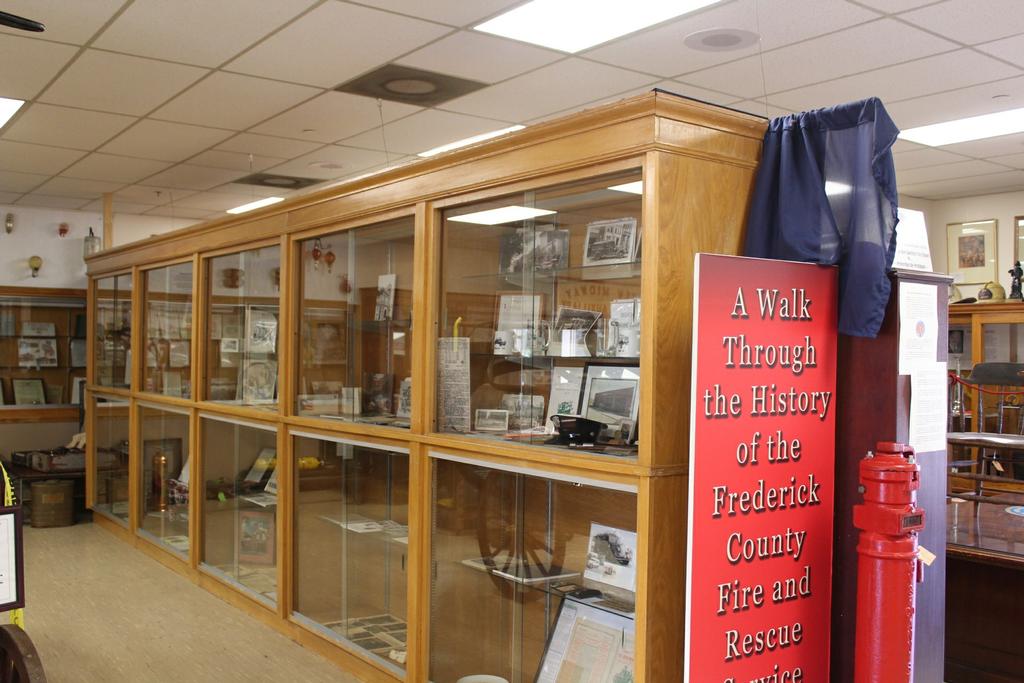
[
  {"left": 770, "top": 50, "right": 1018, "bottom": 113},
  {"left": 894, "top": 147, "right": 973, "bottom": 171},
  {"left": 937, "top": 131, "right": 1024, "bottom": 159},
  {"left": 727, "top": 100, "right": 792, "bottom": 119},
  {"left": 34, "top": 176, "right": 125, "bottom": 199},
  {"left": 682, "top": 19, "right": 956, "bottom": 98},
  {"left": 141, "top": 165, "right": 246, "bottom": 191},
  {"left": 892, "top": 139, "right": 926, "bottom": 153},
  {"left": 251, "top": 92, "right": 420, "bottom": 143},
  {"left": 100, "top": 120, "right": 234, "bottom": 162},
  {"left": 60, "top": 154, "right": 172, "bottom": 184},
  {"left": 82, "top": 199, "right": 157, "bottom": 214},
  {"left": 93, "top": 0, "right": 317, "bottom": 66},
  {"left": 38, "top": 50, "right": 209, "bottom": 116},
  {"left": 397, "top": 31, "right": 562, "bottom": 83},
  {"left": 586, "top": 0, "right": 878, "bottom": 78},
  {"left": 0, "top": 191, "right": 21, "bottom": 204},
  {"left": 901, "top": 0, "right": 1024, "bottom": 44},
  {"left": 175, "top": 191, "right": 257, "bottom": 212},
  {"left": 151, "top": 72, "right": 321, "bottom": 130},
  {"left": 343, "top": 109, "right": 516, "bottom": 155},
  {"left": 0, "top": 140, "right": 84, "bottom": 175},
  {"left": 3, "top": 104, "right": 136, "bottom": 150},
  {"left": 114, "top": 185, "right": 197, "bottom": 205},
  {"left": 638, "top": 81, "right": 741, "bottom": 107},
  {"left": 0, "top": 170, "right": 49, "bottom": 194},
  {"left": 186, "top": 150, "right": 287, "bottom": 172},
  {"left": 355, "top": 0, "right": 521, "bottom": 26},
  {"left": 216, "top": 133, "right": 323, "bottom": 159},
  {"left": 0, "top": 34, "right": 78, "bottom": 100},
  {"left": 145, "top": 205, "right": 218, "bottom": 220},
  {"left": 899, "top": 170, "right": 1024, "bottom": 199},
  {"left": 897, "top": 159, "right": 1014, "bottom": 185},
  {"left": 885, "top": 76, "right": 1024, "bottom": 129},
  {"left": 268, "top": 146, "right": 391, "bottom": 180},
  {"left": 218, "top": 183, "right": 300, "bottom": 198},
  {"left": 225, "top": 1, "right": 451, "bottom": 88},
  {"left": 976, "top": 34, "right": 1024, "bottom": 69},
  {"left": 991, "top": 152, "right": 1024, "bottom": 169},
  {"left": 0, "top": 0, "right": 126, "bottom": 44},
  {"left": 852, "top": 0, "right": 939, "bottom": 12},
  {"left": 443, "top": 58, "right": 655, "bottom": 122},
  {"left": 15, "top": 194, "right": 91, "bottom": 209}
]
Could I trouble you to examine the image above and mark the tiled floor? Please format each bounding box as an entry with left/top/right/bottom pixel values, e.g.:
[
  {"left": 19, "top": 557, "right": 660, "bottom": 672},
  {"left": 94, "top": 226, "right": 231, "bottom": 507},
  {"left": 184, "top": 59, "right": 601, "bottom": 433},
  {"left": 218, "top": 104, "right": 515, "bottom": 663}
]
[{"left": 20, "top": 523, "right": 362, "bottom": 682}]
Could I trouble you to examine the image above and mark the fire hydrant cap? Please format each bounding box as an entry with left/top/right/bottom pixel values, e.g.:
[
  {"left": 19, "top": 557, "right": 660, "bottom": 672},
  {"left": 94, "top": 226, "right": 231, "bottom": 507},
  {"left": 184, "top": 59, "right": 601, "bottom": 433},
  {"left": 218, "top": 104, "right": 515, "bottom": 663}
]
[{"left": 875, "top": 441, "right": 914, "bottom": 456}]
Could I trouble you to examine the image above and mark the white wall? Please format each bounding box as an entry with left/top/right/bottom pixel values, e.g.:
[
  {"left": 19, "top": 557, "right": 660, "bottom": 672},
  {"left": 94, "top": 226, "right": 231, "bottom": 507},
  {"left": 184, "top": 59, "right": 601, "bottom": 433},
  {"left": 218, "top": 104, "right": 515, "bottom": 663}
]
[{"left": 0, "top": 204, "right": 196, "bottom": 289}]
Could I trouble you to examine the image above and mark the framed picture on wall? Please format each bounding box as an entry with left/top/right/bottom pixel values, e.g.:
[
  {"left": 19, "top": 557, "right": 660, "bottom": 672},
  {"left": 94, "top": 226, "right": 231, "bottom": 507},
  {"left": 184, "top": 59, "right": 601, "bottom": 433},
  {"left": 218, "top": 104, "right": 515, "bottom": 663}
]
[
  {"left": 12, "top": 379, "right": 45, "bottom": 405},
  {"left": 947, "top": 220, "right": 997, "bottom": 285}
]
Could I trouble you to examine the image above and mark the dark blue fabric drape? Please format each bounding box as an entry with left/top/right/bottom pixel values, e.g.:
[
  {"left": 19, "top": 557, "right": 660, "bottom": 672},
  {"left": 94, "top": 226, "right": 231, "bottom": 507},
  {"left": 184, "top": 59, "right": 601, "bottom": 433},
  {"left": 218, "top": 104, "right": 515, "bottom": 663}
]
[{"left": 744, "top": 97, "right": 900, "bottom": 338}]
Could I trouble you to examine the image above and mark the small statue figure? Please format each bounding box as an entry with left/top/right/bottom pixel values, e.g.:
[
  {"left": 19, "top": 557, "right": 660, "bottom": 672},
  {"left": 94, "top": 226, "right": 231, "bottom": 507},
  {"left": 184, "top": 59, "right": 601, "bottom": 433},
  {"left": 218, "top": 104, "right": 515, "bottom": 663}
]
[{"left": 1011, "top": 261, "right": 1023, "bottom": 300}]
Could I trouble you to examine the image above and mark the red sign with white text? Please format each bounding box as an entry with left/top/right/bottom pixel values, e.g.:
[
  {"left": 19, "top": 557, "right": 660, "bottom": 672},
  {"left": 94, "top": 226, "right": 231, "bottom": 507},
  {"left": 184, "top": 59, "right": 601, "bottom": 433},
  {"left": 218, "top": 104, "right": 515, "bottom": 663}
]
[{"left": 685, "top": 254, "right": 837, "bottom": 683}]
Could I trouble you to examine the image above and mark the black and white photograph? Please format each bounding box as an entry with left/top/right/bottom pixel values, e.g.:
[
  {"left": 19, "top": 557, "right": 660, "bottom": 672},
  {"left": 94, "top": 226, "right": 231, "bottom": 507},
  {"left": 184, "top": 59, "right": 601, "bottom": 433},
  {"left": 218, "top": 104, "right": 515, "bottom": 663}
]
[
  {"left": 583, "top": 522, "right": 638, "bottom": 593},
  {"left": 498, "top": 229, "right": 530, "bottom": 274},
  {"left": 499, "top": 229, "right": 569, "bottom": 274},
  {"left": 553, "top": 305, "right": 601, "bottom": 333},
  {"left": 375, "top": 274, "right": 396, "bottom": 321},
  {"left": 579, "top": 362, "right": 640, "bottom": 438},
  {"left": 240, "top": 360, "right": 277, "bottom": 404},
  {"left": 474, "top": 408, "right": 509, "bottom": 432},
  {"left": 245, "top": 308, "right": 278, "bottom": 354},
  {"left": 582, "top": 217, "right": 638, "bottom": 267},
  {"left": 501, "top": 393, "right": 545, "bottom": 431}
]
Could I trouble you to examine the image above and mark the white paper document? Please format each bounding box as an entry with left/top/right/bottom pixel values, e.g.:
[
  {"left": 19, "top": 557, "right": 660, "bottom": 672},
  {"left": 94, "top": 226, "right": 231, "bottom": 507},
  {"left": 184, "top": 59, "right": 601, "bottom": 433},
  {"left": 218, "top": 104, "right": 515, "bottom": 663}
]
[
  {"left": 898, "top": 282, "right": 938, "bottom": 375},
  {"left": 909, "top": 362, "right": 949, "bottom": 454}
]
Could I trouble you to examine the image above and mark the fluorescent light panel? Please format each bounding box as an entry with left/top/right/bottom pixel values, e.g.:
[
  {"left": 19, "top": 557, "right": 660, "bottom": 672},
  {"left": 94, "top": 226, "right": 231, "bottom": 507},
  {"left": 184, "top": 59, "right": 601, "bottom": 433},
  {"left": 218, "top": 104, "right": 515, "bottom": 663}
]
[
  {"left": 0, "top": 97, "right": 25, "bottom": 129},
  {"left": 226, "top": 196, "right": 284, "bottom": 214},
  {"left": 419, "top": 125, "right": 525, "bottom": 157},
  {"left": 608, "top": 181, "right": 643, "bottom": 194},
  {"left": 475, "top": 0, "right": 724, "bottom": 53},
  {"left": 448, "top": 206, "right": 555, "bottom": 225},
  {"left": 899, "top": 107, "right": 1024, "bottom": 147}
]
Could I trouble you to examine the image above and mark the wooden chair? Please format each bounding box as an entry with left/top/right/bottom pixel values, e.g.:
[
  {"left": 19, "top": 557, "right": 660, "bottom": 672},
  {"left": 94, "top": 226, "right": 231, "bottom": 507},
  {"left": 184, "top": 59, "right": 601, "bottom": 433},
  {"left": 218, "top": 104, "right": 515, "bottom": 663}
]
[
  {"left": 947, "top": 361, "right": 1024, "bottom": 503},
  {"left": 0, "top": 625, "right": 46, "bottom": 683}
]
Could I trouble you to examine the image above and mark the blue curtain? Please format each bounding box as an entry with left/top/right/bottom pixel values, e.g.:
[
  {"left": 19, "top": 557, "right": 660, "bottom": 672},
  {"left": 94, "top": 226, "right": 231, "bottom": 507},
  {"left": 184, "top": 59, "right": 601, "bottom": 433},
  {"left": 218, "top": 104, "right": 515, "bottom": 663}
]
[{"left": 744, "top": 97, "right": 900, "bottom": 338}]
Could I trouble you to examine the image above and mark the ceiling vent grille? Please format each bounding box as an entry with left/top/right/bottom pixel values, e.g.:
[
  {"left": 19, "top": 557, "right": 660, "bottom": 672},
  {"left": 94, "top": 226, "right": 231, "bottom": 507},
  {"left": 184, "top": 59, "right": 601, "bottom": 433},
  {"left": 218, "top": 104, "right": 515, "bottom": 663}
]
[
  {"left": 335, "top": 64, "right": 487, "bottom": 106},
  {"left": 233, "top": 173, "right": 322, "bottom": 190}
]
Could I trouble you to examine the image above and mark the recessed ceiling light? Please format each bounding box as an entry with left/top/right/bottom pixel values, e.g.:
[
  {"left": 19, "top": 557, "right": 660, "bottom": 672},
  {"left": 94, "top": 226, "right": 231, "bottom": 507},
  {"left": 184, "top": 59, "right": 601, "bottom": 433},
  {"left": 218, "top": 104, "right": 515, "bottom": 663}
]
[
  {"left": 475, "top": 0, "right": 725, "bottom": 53},
  {"left": 0, "top": 97, "right": 25, "bottom": 130},
  {"left": 418, "top": 125, "right": 526, "bottom": 158},
  {"left": 899, "top": 107, "right": 1024, "bottom": 147},
  {"left": 226, "top": 197, "right": 284, "bottom": 214},
  {"left": 384, "top": 78, "right": 437, "bottom": 95},
  {"left": 308, "top": 161, "right": 344, "bottom": 170},
  {"left": 448, "top": 206, "right": 555, "bottom": 225},
  {"left": 608, "top": 181, "right": 643, "bottom": 194},
  {"left": 683, "top": 28, "right": 759, "bottom": 52}
]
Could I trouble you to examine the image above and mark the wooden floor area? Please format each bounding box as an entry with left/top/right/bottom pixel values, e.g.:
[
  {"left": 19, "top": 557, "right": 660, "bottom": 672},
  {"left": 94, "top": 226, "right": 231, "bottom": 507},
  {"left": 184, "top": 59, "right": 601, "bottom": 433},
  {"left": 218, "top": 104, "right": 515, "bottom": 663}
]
[{"left": 21, "top": 522, "right": 363, "bottom": 683}]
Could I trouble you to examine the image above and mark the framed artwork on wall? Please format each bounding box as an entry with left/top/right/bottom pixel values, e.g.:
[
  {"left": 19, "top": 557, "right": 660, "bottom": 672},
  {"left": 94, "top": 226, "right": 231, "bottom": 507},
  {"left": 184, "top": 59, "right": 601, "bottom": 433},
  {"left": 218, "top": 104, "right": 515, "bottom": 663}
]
[{"left": 947, "top": 219, "right": 997, "bottom": 285}]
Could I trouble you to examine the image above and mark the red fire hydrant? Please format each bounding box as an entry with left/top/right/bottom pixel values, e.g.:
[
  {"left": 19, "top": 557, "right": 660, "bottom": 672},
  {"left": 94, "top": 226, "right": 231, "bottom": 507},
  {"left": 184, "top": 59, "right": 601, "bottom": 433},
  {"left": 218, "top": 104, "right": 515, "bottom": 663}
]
[{"left": 852, "top": 442, "right": 925, "bottom": 683}]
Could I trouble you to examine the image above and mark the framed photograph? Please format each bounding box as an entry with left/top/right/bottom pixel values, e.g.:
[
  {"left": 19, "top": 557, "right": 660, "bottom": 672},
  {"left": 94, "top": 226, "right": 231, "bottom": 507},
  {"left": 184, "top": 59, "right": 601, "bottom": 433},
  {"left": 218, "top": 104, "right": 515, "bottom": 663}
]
[
  {"left": 584, "top": 522, "right": 638, "bottom": 592},
  {"left": 240, "top": 360, "right": 278, "bottom": 404},
  {"left": 17, "top": 338, "right": 58, "bottom": 368},
  {"left": 375, "top": 273, "right": 397, "bottom": 321},
  {"left": 20, "top": 322, "right": 55, "bottom": 337},
  {"left": 947, "top": 219, "right": 997, "bottom": 285},
  {"left": 949, "top": 329, "right": 965, "bottom": 355},
  {"left": 474, "top": 408, "right": 509, "bottom": 432},
  {"left": 72, "top": 377, "right": 87, "bottom": 406},
  {"left": 70, "top": 338, "right": 87, "bottom": 367},
  {"left": 579, "top": 362, "right": 640, "bottom": 440},
  {"left": 583, "top": 217, "right": 638, "bottom": 267},
  {"left": 537, "top": 601, "right": 634, "bottom": 682},
  {"left": 0, "top": 506, "right": 25, "bottom": 612},
  {"left": 245, "top": 308, "right": 278, "bottom": 354},
  {"left": 238, "top": 510, "right": 276, "bottom": 565},
  {"left": 500, "top": 393, "right": 545, "bottom": 431},
  {"left": 12, "top": 378, "right": 45, "bottom": 405},
  {"left": 499, "top": 228, "right": 569, "bottom": 273},
  {"left": 553, "top": 305, "right": 601, "bottom": 333},
  {"left": 309, "top": 320, "right": 345, "bottom": 366}
]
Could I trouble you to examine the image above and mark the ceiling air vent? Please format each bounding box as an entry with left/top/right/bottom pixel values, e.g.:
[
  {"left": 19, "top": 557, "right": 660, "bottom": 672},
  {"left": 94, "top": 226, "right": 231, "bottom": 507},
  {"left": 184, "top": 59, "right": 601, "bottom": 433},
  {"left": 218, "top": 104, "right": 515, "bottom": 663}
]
[
  {"left": 335, "top": 64, "right": 487, "bottom": 107},
  {"left": 234, "top": 173, "right": 322, "bottom": 190}
]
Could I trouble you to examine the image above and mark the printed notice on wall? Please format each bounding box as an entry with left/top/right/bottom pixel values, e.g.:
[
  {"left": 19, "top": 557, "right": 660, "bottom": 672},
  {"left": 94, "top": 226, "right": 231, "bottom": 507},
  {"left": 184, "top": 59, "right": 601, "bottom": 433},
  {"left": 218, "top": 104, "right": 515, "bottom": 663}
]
[
  {"left": 898, "top": 282, "right": 938, "bottom": 376},
  {"left": 686, "top": 254, "right": 838, "bottom": 683},
  {"left": 909, "top": 362, "right": 948, "bottom": 454}
]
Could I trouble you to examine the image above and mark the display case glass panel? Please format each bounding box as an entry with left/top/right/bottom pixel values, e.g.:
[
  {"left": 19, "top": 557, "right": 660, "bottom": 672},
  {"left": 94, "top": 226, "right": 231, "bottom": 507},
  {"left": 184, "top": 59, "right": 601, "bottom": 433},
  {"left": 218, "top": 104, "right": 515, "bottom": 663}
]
[
  {"left": 143, "top": 262, "right": 193, "bottom": 398},
  {"left": 93, "top": 394, "right": 130, "bottom": 524},
  {"left": 430, "top": 456, "right": 637, "bottom": 682},
  {"left": 204, "top": 246, "right": 281, "bottom": 411},
  {"left": 296, "top": 217, "right": 414, "bottom": 429},
  {"left": 0, "top": 291, "right": 86, "bottom": 408},
  {"left": 436, "top": 171, "right": 643, "bottom": 459},
  {"left": 201, "top": 415, "right": 278, "bottom": 603},
  {"left": 95, "top": 274, "right": 133, "bottom": 389},
  {"left": 292, "top": 433, "right": 409, "bottom": 670},
  {"left": 138, "top": 404, "right": 191, "bottom": 556}
]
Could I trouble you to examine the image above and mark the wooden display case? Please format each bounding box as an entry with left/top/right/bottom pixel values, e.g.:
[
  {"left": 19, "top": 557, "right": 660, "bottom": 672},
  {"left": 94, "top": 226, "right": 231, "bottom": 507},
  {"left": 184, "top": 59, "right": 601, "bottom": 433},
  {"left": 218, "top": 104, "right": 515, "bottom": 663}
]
[
  {"left": 85, "top": 92, "right": 765, "bottom": 682},
  {"left": 0, "top": 286, "right": 87, "bottom": 422}
]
